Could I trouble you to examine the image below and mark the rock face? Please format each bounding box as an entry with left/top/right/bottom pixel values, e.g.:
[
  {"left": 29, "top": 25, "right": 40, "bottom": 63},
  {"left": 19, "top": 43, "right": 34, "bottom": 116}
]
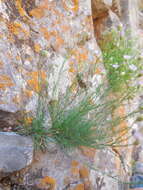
[
  {"left": 0, "top": 0, "right": 141, "bottom": 189},
  {"left": 91, "top": 0, "right": 121, "bottom": 39},
  {"left": 0, "top": 0, "right": 102, "bottom": 113},
  {"left": 0, "top": 132, "right": 33, "bottom": 179},
  {"left": 0, "top": 0, "right": 103, "bottom": 188}
]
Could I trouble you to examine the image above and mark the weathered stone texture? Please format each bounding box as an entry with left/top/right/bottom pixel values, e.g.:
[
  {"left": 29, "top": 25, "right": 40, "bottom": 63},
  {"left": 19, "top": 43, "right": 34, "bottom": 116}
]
[
  {"left": 0, "top": 0, "right": 141, "bottom": 189},
  {"left": 0, "top": 0, "right": 102, "bottom": 113},
  {"left": 0, "top": 0, "right": 103, "bottom": 189},
  {"left": 0, "top": 132, "right": 33, "bottom": 179}
]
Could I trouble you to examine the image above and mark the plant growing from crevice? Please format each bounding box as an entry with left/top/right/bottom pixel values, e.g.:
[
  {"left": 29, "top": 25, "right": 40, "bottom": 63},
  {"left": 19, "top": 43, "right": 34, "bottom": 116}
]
[
  {"left": 48, "top": 84, "right": 139, "bottom": 150},
  {"left": 19, "top": 80, "right": 139, "bottom": 151},
  {"left": 18, "top": 52, "right": 140, "bottom": 151},
  {"left": 17, "top": 98, "right": 53, "bottom": 150},
  {"left": 99, "top": 28, "right": 142, "bottom": 95}
]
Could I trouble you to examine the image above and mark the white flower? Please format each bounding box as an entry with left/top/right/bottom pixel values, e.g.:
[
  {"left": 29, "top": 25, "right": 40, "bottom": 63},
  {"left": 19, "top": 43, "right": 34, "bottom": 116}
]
[
  {"left": 129, "top": 64, "right": 137, "bottom": 71},
  {"left": 124, "top": 55, "right": 132, "bottom": 60},
  {"left": 117, "top": 42, "right": 120, "bottom": 47},
  {"left": 112, "top": 64, "right": 119, "bottom": 69},
  {"left": 121, "top": 72, "right": 125, "bottom": 75}
]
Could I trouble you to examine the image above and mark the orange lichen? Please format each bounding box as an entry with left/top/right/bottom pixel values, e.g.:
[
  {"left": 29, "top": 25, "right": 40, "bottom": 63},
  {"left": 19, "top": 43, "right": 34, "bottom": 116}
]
[
  {"left": 40, "top": 176, "right": 56, "bottom": 190},
  {"left": 16, "top": 55, "right": 21, "bottom": 61},
  {"left": 29, "top": 8, "right": 45, "bottom": 19},
  {"left": 7, "top": 22, "right": 21, "bottom": 35},
  {"left": 53, "top": 9, "right": 64, "bottom": 18},
  {"left": 95, "top": 68, "right": 102, "bottom": 74},
  {"left": 68, "top": 49, "right": 88, "bottom": 64},
  {"left": 12, "top": 95, "right": 21, "bottom": 105},
  {"left": 27, "top": 71, "right": 46, "bottom": 92},
  {"left": 24, "top": 89, "right": 33, "bottom": 98},
  {"left": 71, "top": 160, "right": 79, "bottom": 167},
  {"left": 0, "top": 33, "right": 3, "bottom": 39},
  {"left": 79, "top": 52, "right": 88, "bottom": 62},
  {"left": 0, "top": 61, "right": 3, "bottom": 69},
  {"left": 117, "top": 105, "right": 125, "bottom": 115},
  {"left": 40, "top": 27, "right": 50, "bottom": 40},
  {"left": 0, "top": 75, "right": 14, "bottom": 89},
  {"left": 61, "top": 25, "right": 70, "bottom": 32},
  {"left": 74, "top": 184, "right": 84, "bottom": 190},
  {"left": 54, "top": 35, "right": 64, "bottom": 50},
  {"left": 69, "top": 67, "right": 76, "bottom": 73},
  {"left": 79, "top": 48, "right": 88, "bottom": 62},
  {"left": 39, "top": 0, "right": 50, "bottom": 10},
  {"left": 25, "top": 116, "right": 33, "bottom": 124},
  {"left": 69, "top": 61, "right": 75, "bottom": 65},
  {"left": 27, "top": 57, "right": 33, "bottom": 62},
  {"left": 34, "top": 43, "right": 41, "bottom": 53},
  {"left": 71, "top": 167, "right": 79, "bottom": 177},
  {"left": 15, "top": 0, "right": 26, "bottom": 17},
  {"left": 52, "top": 19, "right": 61, "bottom": 27},
  {"left": 50, "top": 30, "right": 58, "bottom": 36},
  {"left": 79, "top": 166, "right": 89, "bottom": 179},
  {"left": 7, "top": 22, "right": 29, "bottom": 37},
  {"left": 62, "top": 0, "right": 79, "bottom": 12},
  {"left": 80, "top": 146, "right": 95, "bottom": 159}
]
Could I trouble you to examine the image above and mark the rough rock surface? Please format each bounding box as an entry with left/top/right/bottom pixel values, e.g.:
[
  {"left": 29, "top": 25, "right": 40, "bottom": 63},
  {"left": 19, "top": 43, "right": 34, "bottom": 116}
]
[
  {"left": 0, "top": 132, "right": 33, "bottom": 179},
  {"left": 0, "top": 0, "right": 103, "bottom": 113},
  {"left": 0, "top": 0, "right": 142, "bottom": 189},
  {"left": 0, "top": 0, "right": 103, "bottom": 189}
]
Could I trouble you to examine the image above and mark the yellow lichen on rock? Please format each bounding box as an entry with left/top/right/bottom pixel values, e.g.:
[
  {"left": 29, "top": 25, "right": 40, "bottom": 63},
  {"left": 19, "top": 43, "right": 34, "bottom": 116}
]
[
  {"left": 71, "top": 167, "right": 79, "bottom": 178},
  {"left": 7, "top": 22, "right": 29, "bottom": 37},
  {"left": 27, "top": 71, "right": 46, "bottom": 92},
  {"left": 79, "top": 166, "right": 89, "bottom": 179},
  {"left": 29, "top": 8, "right": 45, "bottom": 19},
  {"left": 15, "top": 0, "right": 27, "bottom": 17},
  {"left": 34, "top": 43, "right": 41, "bottom": 53},
  {"left": 40, "top": 176, "right": 56, "bottom": 190},
  {"left": 71, "top": 160, "right": 79, "bottom": 167},
  {"left": 0, "top": 61, "right": 3, "bottom": 69},
  {"left": 74, "top": 184, "right": 84, "bottom": 190},
  {"left": 80, "top": 146, "right": 95, "bottom": 159},
  {"left": 62, "top": 0, "right": 79, "bottom": 12},
  {"left": 0, "top": 75, "right": 14, "bottom": 89}
]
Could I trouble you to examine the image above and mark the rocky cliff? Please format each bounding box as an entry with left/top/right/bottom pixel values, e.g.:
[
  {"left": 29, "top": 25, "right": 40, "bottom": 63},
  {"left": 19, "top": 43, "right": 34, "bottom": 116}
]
[{"left": 0, "top": 0, "right": 142, "bottom": 190}]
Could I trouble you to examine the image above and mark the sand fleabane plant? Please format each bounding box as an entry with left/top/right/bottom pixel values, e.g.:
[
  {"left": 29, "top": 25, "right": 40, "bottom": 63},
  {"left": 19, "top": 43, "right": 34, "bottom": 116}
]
[
  {"left": 18, "top": 51, "right": 140, "bottom": 151},
  {"left": 19, "top": 77, "right": 139, "bottom": 150},
  {"left": 47, "top": 83, "right": 138, "bottom": 150},
  {"left": 99, "top": 28, "right": 142, "bottom": 94}
]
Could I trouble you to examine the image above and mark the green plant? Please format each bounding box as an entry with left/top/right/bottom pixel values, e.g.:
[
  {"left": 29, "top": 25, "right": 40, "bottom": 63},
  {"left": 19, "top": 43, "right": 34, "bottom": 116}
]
[
  {"left": 47, "top": 84, "right": 137, "bottom": 150},
  {"left": 18, "top": 53, "right": 140, "bottom": 150},
  {"left": 18, "top": 78, "right": 139, "bottom": 150},
  {"left": 99, "top": 28, "right": 142, "bottom": 94},
  {"left": 18, "top": 106, "right": 51, "bottom": 150}
]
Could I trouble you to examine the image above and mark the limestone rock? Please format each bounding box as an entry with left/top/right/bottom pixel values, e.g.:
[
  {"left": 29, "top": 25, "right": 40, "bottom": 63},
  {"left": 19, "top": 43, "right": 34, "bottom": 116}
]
[
  {"left": 0, "top": 132, "right": 33, "bottom": 179},
  {"left": 0, "top": 0, "right": 102, "bottom": 113},
  {"left": 133, "top": 162, "right": 143, "bottom": 175}
]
